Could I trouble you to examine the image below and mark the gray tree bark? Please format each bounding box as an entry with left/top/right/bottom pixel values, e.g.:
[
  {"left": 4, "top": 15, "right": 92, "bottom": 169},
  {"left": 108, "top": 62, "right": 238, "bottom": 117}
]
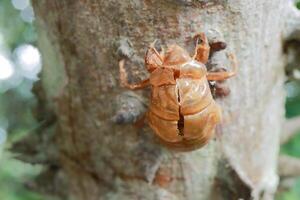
[{"left": 18, "top": 0, "right": 300, "bottom": 199}]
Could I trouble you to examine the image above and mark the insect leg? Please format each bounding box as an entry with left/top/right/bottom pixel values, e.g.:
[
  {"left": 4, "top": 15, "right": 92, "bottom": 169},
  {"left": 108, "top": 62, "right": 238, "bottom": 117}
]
[
  {"left": 209, "top": 41, "right": 227, "bottom": 59},
  {"left": 206, "top": 53, "right": 238, "bottom": 81},
  {"left": 119, "top": 59, "right": 150, "bottom": 90},
  {"left": 209, "top": 41, "right": 227, "bottom": 52},
  {"left": 209, "top": 81, "right": 231, "bottom": 98},
  {"left": 145, "top": 40, "right": 164, "bottom": 72},
  {"left": 192, "top": 32, "right": 210, "bottom": 64},
  {"left": 149, "top": 40, "right": 164, "bottom": 62}
]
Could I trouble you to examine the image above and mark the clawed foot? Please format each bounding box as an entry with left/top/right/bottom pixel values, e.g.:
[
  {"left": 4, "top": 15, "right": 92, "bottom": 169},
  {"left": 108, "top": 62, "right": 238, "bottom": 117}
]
[{"left": 209, "top": 68, "right": 231, "bottom": 98}]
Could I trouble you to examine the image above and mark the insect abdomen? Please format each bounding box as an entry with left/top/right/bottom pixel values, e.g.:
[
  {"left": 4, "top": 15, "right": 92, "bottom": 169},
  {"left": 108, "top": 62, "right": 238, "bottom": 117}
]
[
  {"left": 177, "top": 77, "right": 212, "bottom": 115},
  {"left": 148, "top": 77, "right": 221, "bottom": 151}
]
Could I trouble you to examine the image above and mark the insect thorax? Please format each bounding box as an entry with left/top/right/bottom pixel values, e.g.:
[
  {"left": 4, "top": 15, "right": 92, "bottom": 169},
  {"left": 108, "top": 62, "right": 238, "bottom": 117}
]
[{"left": 178, "top": 60, "right": 207, "bottom": 79}]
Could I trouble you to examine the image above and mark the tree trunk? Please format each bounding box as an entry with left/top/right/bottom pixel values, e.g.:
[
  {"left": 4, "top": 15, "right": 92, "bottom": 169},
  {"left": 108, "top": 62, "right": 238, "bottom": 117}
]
[{"left": 26, "top": 0, "right": 300, "bottom": 199}]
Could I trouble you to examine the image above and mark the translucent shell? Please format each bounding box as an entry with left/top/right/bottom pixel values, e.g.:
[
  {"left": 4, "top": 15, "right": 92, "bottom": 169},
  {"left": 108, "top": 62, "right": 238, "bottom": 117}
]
[
  {"left": 120, "top": 35, "right": 236, "bottom": 151},
  {"left": 148, "top": 102, "right": 221, "bottom": 151},
  {"left": 148, "top": 60, "right": 222, "bottom": 151}
]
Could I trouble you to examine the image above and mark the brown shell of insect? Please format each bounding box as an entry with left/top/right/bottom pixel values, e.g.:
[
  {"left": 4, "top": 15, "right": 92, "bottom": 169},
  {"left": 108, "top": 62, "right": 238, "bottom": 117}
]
[{"left": 119, "top": 33, "right": 237, "bottom": 151}]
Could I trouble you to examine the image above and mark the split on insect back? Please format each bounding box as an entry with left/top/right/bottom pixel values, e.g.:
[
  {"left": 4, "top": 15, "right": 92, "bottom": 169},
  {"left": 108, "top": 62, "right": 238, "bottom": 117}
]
[{"left": 118, "top": 32, "right": 237, "bottom": 151}]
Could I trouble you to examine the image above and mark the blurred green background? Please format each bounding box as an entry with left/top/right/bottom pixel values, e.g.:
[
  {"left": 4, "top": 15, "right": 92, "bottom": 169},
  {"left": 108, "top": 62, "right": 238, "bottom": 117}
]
[
  {"left": 0, "top": 0, "right": 42, "bottom": 199},
  {"left": 0, "top": 0, "right": 300, "bottom": 200}
]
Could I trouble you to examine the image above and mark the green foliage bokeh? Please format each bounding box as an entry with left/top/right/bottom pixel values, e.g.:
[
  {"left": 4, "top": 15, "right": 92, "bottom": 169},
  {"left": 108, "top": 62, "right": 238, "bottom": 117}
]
[
  {"left": 0, "top": 0, "right": 42, "bottom": 200},
  {"left": 277, "top": 2, "right": 300, "bottom": 199}
]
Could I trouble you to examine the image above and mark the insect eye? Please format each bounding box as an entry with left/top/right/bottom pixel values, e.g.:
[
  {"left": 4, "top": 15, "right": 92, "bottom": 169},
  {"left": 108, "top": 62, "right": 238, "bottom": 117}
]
[
  {"left": 196, "top": 38, "right": 203, "bottom": 45},
  {"left": 155, "top": 44, "right": 162, "bottom": 52}
]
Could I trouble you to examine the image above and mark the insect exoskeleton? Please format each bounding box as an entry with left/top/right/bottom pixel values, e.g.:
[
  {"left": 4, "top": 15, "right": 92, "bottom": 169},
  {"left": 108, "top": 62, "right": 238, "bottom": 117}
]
[{"left": 119, "top": 33, "right": 237, "bottom": 151}]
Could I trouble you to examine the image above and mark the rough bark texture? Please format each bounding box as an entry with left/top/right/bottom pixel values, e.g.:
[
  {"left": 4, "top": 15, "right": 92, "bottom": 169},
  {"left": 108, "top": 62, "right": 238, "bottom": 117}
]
[{"left": 25, "top": 0, "right": 300, "bottom": 199}]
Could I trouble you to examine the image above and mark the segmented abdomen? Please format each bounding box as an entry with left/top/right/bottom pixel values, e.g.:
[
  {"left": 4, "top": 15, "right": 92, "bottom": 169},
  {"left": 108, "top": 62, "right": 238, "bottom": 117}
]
[{"left": 148, "top": 77, "right": 221, "bottom": 151}]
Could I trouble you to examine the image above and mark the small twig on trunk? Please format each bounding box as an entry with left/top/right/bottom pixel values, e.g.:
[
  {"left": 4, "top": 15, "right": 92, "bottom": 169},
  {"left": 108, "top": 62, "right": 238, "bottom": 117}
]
[
  {"left": 281, "top": 116, "right": 300, "bottom": 144},
  {"left": 284, "top": 0, "right": 300, "bottom": 40},
  {"left": 278, "top": 155, "right": 300, "bottom": 177},
  {"left": 277, "top": 177, "right": 297, "bottom": 194}
]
